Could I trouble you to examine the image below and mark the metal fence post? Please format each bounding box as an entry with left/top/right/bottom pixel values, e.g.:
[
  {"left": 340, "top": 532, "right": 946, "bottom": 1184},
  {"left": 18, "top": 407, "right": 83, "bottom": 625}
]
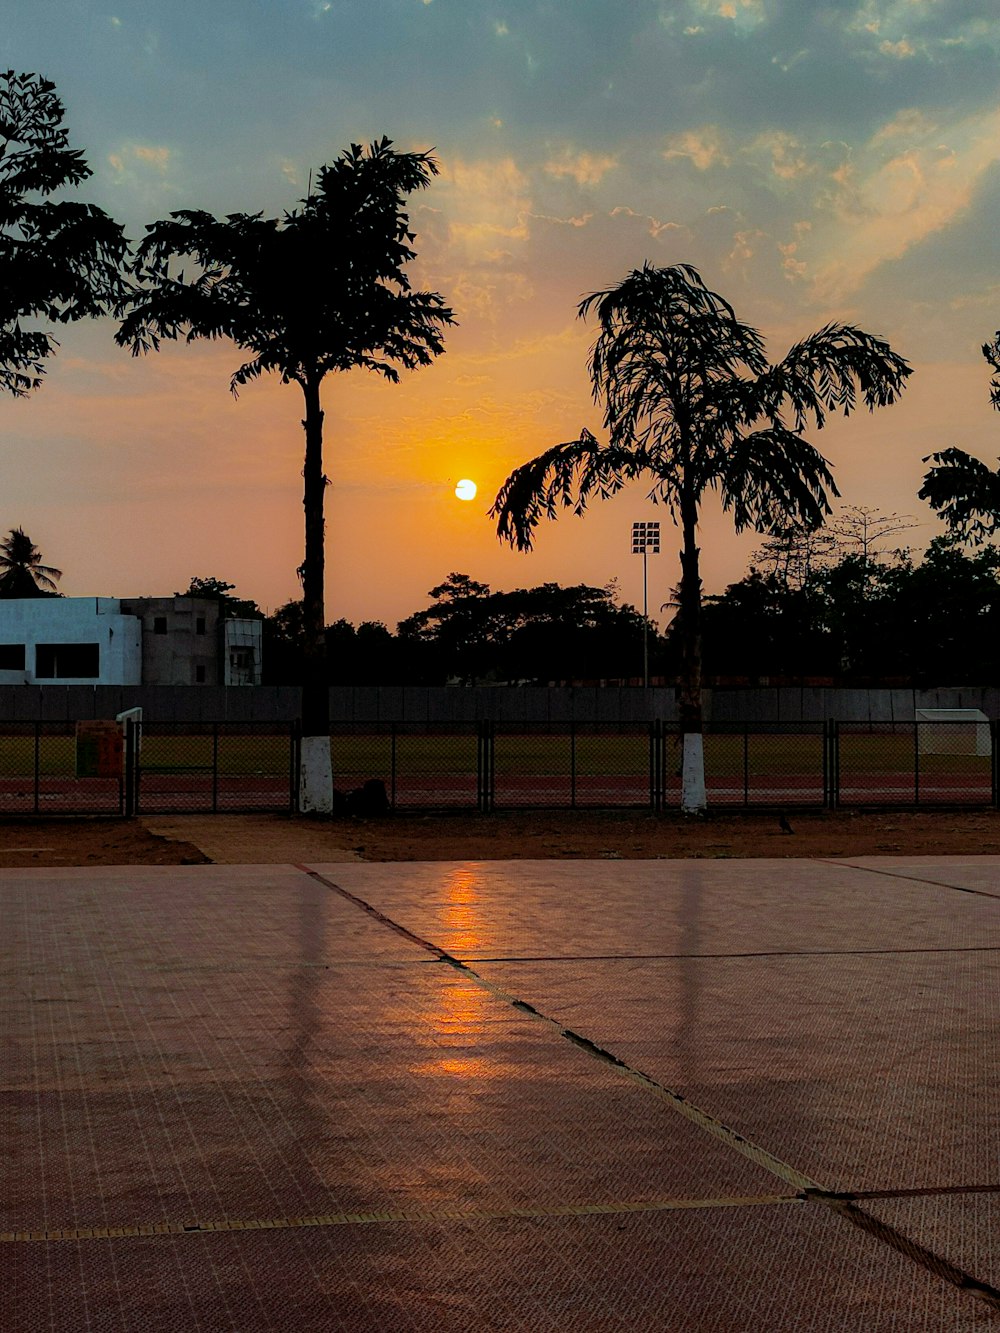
[
  {"left": 211, "top": 722, "right": 219, "bottom": 814},
  {"left": 289, "top": 721, "right": 299, "bottom": 813},
  {"left": 123, "top": 719, "right": 137, "bottom": 817},
  {"left": 913, "top": 721, "right": 920, "bottom": 806},
  {"left": 33, "top": 721, "right": 40, "bottom": 815},
  {"left": 743, "top": 725, "right": 750, "bottom": 807},
  {"left": 391, "top": 724, "right": 397, "bottom": 811},
  {"left": 476, "top": 722, "right": 484, "bottom": 812},
  {"left": 830, "top": 720, "right": 839, "bottom": 811},
  {"left": 490, "top": 719, "right": 498, "bottom": 810},
  {"left": 993, "top": 720, "right": 999, "bottom": 810},
  {"left": 570, "top": 722, "right": 577, "bottom": 810}
]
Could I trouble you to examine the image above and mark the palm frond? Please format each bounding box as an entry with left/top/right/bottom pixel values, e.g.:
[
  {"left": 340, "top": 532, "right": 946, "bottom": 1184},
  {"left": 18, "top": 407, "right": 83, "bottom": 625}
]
[
  {"left": 720, "top": 428, "right": 839, "bottom": 534},
  {"left": 764, "top": 324, "right": 912, "bottom": 432},
  {"left": 491, "top": 429, "right": 645, "bottom": 551},
  {"left": 983, "top": 334, "right": 1000, "bottom": 411}
]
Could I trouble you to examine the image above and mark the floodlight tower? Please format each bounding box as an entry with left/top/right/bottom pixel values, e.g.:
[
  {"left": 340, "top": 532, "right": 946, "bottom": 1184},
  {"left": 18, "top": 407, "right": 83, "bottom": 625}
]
[{"left": 631, "top": 521, "right": 660, "bottom": 687}]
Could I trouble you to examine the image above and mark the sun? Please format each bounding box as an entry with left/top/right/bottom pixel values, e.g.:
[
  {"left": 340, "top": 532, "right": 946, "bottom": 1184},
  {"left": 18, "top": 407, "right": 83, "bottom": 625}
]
[{"left": 454, "top": 478, "right": 477, "bottom": 501}]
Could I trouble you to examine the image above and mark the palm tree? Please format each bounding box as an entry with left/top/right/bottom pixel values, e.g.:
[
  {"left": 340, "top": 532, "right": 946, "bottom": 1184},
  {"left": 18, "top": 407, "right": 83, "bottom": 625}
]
[
  {"left": 919, "top": 334, "right": 1000, "bottom": 542},
  {"left": 491, "top": 264, "right": 911, "bottom": 812},
  {"left": 0, "top": 71, "right": 126, "bottom": 396},
  {"left": 116, "top": 137, "right": 454, "bottom": 811},
  {"left": 0, "top": 527, "right": 61, "bottom": 596}
]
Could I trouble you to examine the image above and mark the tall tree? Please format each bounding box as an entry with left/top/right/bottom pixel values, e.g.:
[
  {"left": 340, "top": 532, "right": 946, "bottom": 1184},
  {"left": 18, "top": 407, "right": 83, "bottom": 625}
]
[
  {"left": 0, "top": 526, "right": 61, "bottom": 596},
  {"left": 116, "top": 138, "right": 454, "bottom": 810},
  {"left": 492, "top": 263, "right": 910, "bottom": 812},
  {"left": 0, "top": 71, "right": 126, "bottom": 395}
]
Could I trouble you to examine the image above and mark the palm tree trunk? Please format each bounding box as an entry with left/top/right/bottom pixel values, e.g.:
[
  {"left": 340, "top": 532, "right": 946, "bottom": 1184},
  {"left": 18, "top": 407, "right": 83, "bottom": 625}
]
[
  {"left": 299, "top": 372, "right": 333, "bottom": 813},
  {"left": 677, "top": 497, "right": 707, "bottom": 813}
]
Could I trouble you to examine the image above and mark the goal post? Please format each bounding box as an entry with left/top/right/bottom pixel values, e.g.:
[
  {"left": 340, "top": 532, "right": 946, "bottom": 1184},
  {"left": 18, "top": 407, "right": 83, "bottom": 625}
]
[{"left": 915, "top": 708, "right": 991, "bottom": 757}]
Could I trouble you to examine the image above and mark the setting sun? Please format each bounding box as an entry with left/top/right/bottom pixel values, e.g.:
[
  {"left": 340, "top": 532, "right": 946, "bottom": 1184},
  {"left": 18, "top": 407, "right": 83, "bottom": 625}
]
[{"left": 454, "top": 479, "right": 477, "bottom": 501}]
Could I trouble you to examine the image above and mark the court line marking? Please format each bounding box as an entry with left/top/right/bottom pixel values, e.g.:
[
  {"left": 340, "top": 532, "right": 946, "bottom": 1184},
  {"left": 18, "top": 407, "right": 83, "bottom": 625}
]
[
  {"left": 431, "top": 944, "right": 1000, "bottom": 964},
  {"left": 818, "top": 859, "right": 1000, "bottom": 901},
  {"left": 1, "top": 1193, "right": 801, "bottom": 1243},
  {"left": 296, "top": 865, "right": 1000, "bottom": 1314}
]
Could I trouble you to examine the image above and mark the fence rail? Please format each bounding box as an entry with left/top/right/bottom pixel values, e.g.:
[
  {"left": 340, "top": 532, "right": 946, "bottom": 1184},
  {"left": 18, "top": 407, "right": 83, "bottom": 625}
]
[{"left": 0, "top": 719, "right": 995, "bottom": 816}]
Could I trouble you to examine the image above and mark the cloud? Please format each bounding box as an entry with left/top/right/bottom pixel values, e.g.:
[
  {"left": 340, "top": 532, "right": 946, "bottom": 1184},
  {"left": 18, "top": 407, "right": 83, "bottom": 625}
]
[
  {"left": 750, "top": 130, "right": 812, "bottom": 181},
  {"left": 436, "top": 156, "right": 532, "bottom": 251},
  {"left": 664, "top": 127, "right": 730, "bottom": 171},
  {"left": 879, "top": 38, "right": 916, "bottom": 59},
  {"left": 812, "top": 106, "right": 1000, "bottom": 300},
  {"left": 416, "top": 156, "right": 537, "bottom": 319},
  {"left": 107, "top": 142, "right": 172, "bottom": 179},
  {"left": 532, "top": 211, "right": 593, "bottom": 228},
  {"left": 693, "top": 0, "right": 766, "bottom": 25},
  {"left": 610, "top": 206, "right": 686, "bottom": 239},
  {"left": 544, "top": 150, "right": 617, "bottom": 186}
]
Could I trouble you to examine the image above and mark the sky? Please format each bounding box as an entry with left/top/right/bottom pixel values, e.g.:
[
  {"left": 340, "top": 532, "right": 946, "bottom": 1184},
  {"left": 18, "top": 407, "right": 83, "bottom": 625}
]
[{"left": 3, "top": 0, "right": 1000, "bottom": 629}]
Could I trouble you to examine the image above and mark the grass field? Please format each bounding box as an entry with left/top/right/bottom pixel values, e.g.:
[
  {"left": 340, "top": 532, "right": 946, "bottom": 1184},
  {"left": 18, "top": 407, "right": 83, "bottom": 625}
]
[{"left": 0, "top": 728, "right": 989, "bottom": 788}]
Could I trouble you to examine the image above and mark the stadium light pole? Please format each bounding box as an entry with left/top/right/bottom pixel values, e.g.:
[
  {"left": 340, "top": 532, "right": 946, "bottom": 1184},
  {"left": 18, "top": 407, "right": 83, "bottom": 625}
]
[{"left": 631, "top": 521, "right": 660, "bottom": 687}]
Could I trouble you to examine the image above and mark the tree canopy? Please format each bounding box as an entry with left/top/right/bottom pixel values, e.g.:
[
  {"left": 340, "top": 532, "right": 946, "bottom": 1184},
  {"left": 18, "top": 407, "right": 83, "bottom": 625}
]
[
  {"left": 701, "top": 539, "right": 1000, "bottom": 685},
  {"left": 0, "top": 71, "right": 126, "bottom": 395},
  {"left": 175, "top": 575, "right": 262, "bottom": 619},
  {"left": 920, "top": 334, "right": 1000, "bottom": 543}
]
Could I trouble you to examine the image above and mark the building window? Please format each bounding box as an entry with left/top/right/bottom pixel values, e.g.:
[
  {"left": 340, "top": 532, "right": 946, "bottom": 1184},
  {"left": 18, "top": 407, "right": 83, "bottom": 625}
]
[
  {"left": 35, "top": 644, "right": 100, "bottom": 679},
  {"left": 195, "top": 665, "right": 206, "bottom": 683},
  {"left": 196, "top": 617, "right": 206, "bottom": 635},
  {"left": 230, "top": 648, "right": 255, "bottom": 670},
  {"left": 153, "top": 617, "right": 168, "bottom": 634},
  {"left": 0, "top": 644, "right": 25, "bottom": 671}
]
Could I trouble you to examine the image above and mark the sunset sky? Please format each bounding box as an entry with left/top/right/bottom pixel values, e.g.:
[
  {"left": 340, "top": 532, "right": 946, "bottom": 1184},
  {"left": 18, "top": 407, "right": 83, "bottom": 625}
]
[{"left": 3, "top": 1, "right": 1000, "bottom": 629}]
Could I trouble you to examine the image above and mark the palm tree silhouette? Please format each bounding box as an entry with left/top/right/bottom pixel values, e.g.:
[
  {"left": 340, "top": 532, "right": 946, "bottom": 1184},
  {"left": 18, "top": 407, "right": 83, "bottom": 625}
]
[
  {"left": 0, "top": 528, "right": 62, "bottom": 596},
  {"left": 492, "top": 264, "right": 911, "bottom": 812}
]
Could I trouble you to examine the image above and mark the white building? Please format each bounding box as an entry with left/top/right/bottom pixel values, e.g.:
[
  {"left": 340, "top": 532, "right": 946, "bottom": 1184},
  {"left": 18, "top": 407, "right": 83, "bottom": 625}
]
[
  {"left": 0, "top": 596, "right": 262, "bottom": 686},
  {"left": 0, "top": 598, "right": 142, "bottom": 685}
]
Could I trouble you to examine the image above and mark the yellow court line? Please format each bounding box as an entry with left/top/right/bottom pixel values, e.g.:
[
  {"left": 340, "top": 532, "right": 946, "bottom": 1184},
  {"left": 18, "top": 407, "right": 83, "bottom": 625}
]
[{"left": 2, "top": 1193, "right": 801, "bottom": 1244}]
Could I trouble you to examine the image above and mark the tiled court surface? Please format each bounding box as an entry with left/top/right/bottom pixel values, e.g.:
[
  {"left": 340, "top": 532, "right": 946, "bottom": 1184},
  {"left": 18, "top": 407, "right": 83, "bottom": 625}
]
[{"left": 3, "top": 859, "right": 999, "bottom": 1330}]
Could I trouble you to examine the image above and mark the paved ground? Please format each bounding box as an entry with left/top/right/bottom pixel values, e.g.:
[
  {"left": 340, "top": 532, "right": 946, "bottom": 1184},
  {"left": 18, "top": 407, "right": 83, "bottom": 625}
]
[
  {"left": 4, "top": 856, "right": 1000, "bottom": 1330},
  {"left": 141, "top": 814, "right": 361, "bottom": 864}
]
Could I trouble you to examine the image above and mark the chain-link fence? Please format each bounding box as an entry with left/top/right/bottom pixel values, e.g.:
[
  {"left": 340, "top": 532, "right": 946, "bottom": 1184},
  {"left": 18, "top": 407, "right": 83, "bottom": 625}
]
[
  {"left": 657, "top": 722, "right": 829, "bottom": 809},
  {"left": 490, "top": 722, "right": 654, "bottom": 809},
  {"left": 0, "top": 722, "right": 125, "bottom": 815},
  {"left": 131, "top": 722, "right": 296, "bottom": 814},
  {"left": 0, "top": 717, "right": 996, "bottom": 816},
  {"left": 833, "top": 720, "right": 995, "bottom": 807},
  {"left": 330, "top": 723, "right": 480, "bottom": 812}
]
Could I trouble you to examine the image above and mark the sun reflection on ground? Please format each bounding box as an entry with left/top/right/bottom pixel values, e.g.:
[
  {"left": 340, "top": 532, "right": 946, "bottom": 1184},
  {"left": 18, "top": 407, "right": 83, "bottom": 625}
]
[{"left": 420, "top": 866, "right": 503, "bottom": 1081}]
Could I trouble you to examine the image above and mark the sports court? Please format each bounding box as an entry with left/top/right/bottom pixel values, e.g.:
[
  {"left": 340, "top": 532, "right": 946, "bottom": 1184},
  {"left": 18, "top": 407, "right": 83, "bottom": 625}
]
[{"left": 4, "top": 855, "right": 1000, "bottom": 1329}]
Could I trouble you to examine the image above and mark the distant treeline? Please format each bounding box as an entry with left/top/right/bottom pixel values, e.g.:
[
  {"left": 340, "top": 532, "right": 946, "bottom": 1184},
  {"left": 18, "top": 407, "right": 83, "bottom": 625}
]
[{"left": 198, "top": 536, "right": 1000, "bottom": 688}]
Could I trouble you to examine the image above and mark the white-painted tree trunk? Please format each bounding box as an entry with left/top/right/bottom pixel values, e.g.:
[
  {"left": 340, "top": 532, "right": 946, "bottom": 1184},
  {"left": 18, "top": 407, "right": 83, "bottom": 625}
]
[
  {"left": 299, "top": 734, "right": 333, "bottom": 814},
  {"left": 681, "top": 732, "right": 707, "bottom": 814}
]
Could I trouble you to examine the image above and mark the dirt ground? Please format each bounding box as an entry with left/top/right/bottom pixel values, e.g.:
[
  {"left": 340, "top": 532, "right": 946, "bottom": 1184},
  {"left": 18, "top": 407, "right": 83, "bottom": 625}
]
[{"left": 0, "top": 808, "right": 999, "bottom": 866}]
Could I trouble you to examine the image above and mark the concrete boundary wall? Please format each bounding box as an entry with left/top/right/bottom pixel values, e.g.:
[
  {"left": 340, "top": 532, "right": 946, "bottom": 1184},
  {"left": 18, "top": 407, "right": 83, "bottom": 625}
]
[{"left": 0, "top": 684, "right": 997, "bottom": 724}]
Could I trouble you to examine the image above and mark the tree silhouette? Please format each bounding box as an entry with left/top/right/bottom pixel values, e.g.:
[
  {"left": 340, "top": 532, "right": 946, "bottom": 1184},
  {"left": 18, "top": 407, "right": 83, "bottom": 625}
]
[
  {"left": 0, "top": 71, "right": 126, "bottom": 395},
  {"left": 492, "top": 263, "right": 910, "bottom": 811},
  {"left": 920, "top": 336, "right": 1000, "bottom": 543},
  {"left": 0, "top": 527, "right": 61, "bottom": 596},
  {"left": 117, "top": 138, "right": 454, "bottom": 810}
]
